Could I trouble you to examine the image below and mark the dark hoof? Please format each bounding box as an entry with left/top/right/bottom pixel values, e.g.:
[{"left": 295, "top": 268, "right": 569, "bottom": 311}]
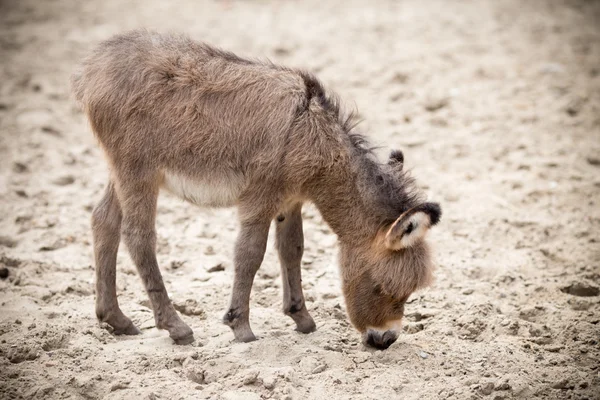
[
  {"left": 235, "top": 332, "right": 257, "bottom": 343},
  {"left": 98, "top": 313, "right": 141, "bottom": 336},
  {"left": 113, "top": 322, "right": 142, "bottom": 336},
  {"left": 169, "top": 324, "right": 195, "bottom": 345},
  {"left": 295, "top": 320, "right": 317, "bottom": 334},
  {"left": 173, "top": 333, "right": 195, "bottom": 345}
]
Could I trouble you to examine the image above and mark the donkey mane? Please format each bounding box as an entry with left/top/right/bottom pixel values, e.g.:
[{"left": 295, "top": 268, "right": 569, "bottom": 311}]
[{"left": 298, "top": 71, "right": 424, "bottom": 227}]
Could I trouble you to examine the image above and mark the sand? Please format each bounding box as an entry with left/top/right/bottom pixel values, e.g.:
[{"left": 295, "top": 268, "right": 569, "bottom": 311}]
[{"left": 0, "top": 0, "right": 599, "bottom": 399}]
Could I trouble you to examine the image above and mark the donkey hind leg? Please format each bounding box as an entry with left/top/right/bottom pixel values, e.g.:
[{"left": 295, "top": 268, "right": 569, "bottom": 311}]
[
  {"left": 275, "top": 204, "right": 316, "bottom": 333},
  {"left": 92, "top": 180, "right": 140, "bottom": 335},
  {"left": 223, "top": 219, "right": 271, "bottom": 342},
  {"left": 117, "top": 174, "right": 194, "bottom": 345}
]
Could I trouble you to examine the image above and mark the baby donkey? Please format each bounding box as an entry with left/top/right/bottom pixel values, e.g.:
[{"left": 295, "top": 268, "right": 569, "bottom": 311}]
[{"left": 72, "top": 29, "right": 441, "bottom": 349}]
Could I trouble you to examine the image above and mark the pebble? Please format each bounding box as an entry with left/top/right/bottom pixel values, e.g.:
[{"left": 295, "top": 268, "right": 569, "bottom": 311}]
[
  {"left": 186, "top": 368, "right": 205, "bottom": 384},
  {"left": 0, "top": 267, "right": 9, "bottom": 279},
  {"left": 110, "top": 382, "right": 130, "bottom": 392},
  {"left": 551, "top": 379, "right": 568, "bottom": 389},
  {"left": 560, "top": 282, "right": 599, "bottom": 297},
  {"left": 423, "top": 96, "right": 449, "bottom": 112},
  {"left": 173, "top": 299, "right": 206, "bottom": 317},
  {"left": 0, "top": 236, "right": 18, "bottom": 248},
  {"left": 52, "top": 175, "right": 75, "bottom": 186},
  {"left": 587, "top": 156, "right": 600, "bottom": 166},
  {"left": 261, "top": 376, "right": 276, "bottom": 390},
  {"left": 419, "top": 351, "right": 429, "bottom": 359},
  {"left": 242, "top": 370, "right": 259, "bottom": 385},
  {"left": 12, "top": 162, "right": 29, "bottom": 173},
  {"left": 312, "top": 364, "right": 327, "bottom": 374},
  {"left": 204, "top": 246, "right": 216, "bottom": 255},
  {"left": 207, "top": 263, "right": 225, "bottom": 273},
  {"left": 480, "top": 382, "right": 494, "bottom": 395}
]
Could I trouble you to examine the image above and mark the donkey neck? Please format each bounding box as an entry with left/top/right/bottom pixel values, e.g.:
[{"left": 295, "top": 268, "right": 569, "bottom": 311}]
[{"left": 309, "top": 157, "right": 383, "bottom": 243}]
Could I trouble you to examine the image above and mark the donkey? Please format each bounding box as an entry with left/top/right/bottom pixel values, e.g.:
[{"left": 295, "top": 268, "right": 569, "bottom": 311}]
[{"left": 72, "top": 29, "right": 441, "bottom": 350}]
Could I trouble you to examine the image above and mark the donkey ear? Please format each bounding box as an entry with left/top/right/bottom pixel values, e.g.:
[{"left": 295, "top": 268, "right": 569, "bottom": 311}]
[
  {"left": 385, "top": 202, "right": 441, "bottom": 250},
  {"left": 388, "top": 150, "right": 404, "bottom": 167}
]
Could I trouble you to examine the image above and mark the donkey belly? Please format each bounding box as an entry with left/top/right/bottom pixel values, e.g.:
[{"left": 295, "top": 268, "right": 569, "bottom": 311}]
[{"left": 162, "top": 170, "right": 245, "bottom": 207}]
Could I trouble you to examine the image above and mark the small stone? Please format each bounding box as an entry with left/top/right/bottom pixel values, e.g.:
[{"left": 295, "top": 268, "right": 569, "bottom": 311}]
[
  {"left": 204, "top": 246, "right": 215, "bottom": 255},
  {"left": 170, "top": 260, "right": 186, "bottom": 270},
  {"left": 207, "top": 263, "right": 225, "bottom": 273},
  {"left": 0, "top": 267, "right": 9, "bottom": 279},
  {"left": 0, "top": 236, "right": 18, "bottom": 248},
  {"left": 423, "top": 96, "right": 449, "bottom": 112},
  {"left": 560, "top": 282, "right": 599, "bottom": 297},
  {"left": 419, "top": 351, "right": 429, "bottom": 359},
  {"left": 273, "top": 47, "right": 291, "bottom": 56},
  {"left": 110, "top": 382, "right": 130, "bottom": 392},
  {"left": 262, "top": 376, "right": 276, "bottom": 389},
  {"left": 52, "top": 175, "right": 75, "bottom": 186},
  {"left": 186, "top": 368, "right": 205, "bottom": 384},
  {"left": 242, "top": 370, "right": 259, "bottom": 385},
  {"left": 480, "top": 382, "right": 494, "bottom": 395},
  {"left": 586, "top": 156, "right": 600, "bottom": 166},
  {"left": 312, "top": 364, "right": 327, "bottom": 374},
  {"left": 462, "top": 288, "right": 474, "bottom": 295},
  {"left": 391, "top": 72, "right": 409, "bottom": 84},
  {"left": 12, "top": 162, "right": 29, "bottom": 173},
  {"left": 173, "top": 299, "right": 205, "bottom": 317},
  {"left": 565, "top": 97, "right": 584, "bottom": 117},
  {"left": 41, "top": 126, "right": 61, "bottom": 136},
  {"left": 513, "top": 382, "right": 533, "bottom": 397},
  {"left": 551, "top": 379, "right": 568, "bottom": 389}
]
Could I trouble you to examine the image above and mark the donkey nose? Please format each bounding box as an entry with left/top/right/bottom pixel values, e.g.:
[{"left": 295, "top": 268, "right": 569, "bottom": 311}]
[{"left": 365, "top": 329, "right": 398, "bottom": 350}]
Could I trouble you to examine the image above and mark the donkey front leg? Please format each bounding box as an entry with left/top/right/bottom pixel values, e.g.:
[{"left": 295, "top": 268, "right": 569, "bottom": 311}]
[
  {"left": 117, "top": 175, "right": 194, "bottom": 345},
  {"left": 223, "top": 220, "right": 270, "bottom": 342},
  {"left": 92, "top": 180, "right": 140, "bottom": 335},
  {"left": 276, "top": 204, "right": 316, "bottom": 333}
]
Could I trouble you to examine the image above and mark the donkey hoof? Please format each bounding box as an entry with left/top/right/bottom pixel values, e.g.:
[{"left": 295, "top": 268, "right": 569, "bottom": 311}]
[
  {"left": 235, "top": 332, "right": 257, "bottom": 343},
  {"left": 232, "top": 326, "right": 257, "bottom": 342},
  {"left": 170, "top": 325, "right": 195, "bottom": 345},
  {"left": 295, "top": 320, "right": 317, "bottom": 334},
  {"left": 173, "top": 332, "right": 195, "bottom": 345},
  {"left": 114, "top": 322, "right": 142, "bottom": 336},
  {"left": 98, "top": 313, "right": 140, "bottom": 336}
]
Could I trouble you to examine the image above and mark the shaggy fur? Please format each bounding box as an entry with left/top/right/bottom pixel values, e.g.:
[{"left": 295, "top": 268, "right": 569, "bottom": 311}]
[{"left": 72, "top": 29, "right": 441, "bottom": 348}]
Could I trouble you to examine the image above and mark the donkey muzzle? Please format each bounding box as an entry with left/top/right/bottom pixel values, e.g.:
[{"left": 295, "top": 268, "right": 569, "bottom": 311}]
[{"left": 364, "top": 329, "right": 398, "bottom": 350}]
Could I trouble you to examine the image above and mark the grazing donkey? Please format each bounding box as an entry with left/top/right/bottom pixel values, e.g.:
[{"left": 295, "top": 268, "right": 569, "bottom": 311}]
[{"left": 72, "top": 29, "right": 441, "bottom": 350}]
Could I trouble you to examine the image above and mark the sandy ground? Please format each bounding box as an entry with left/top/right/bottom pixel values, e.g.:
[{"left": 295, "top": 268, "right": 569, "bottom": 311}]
[{"left": 1, "top": 0, "right": 599, "bottom": 399}]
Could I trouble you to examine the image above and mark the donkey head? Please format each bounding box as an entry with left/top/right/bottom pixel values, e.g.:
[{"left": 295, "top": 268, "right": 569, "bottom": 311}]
[{"left": 340, "top": 150, "right": 441, "bottom": 350}]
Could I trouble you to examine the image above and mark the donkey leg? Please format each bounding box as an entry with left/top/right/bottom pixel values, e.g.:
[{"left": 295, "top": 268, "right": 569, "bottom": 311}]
[
  {"left": 276, "top": 204, "right": 316, "bottom": 333},
  {"left": 223, "top": 219, "right": 270, "bottom": 342},
  {"left": 92, "top": 180, "right": 140, "bottom": 335},
  {"left": 117, "top": 174, "right": 194, "bottom": 345}
]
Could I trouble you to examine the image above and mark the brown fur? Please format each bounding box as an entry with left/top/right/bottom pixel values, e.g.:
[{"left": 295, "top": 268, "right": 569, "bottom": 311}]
[{"left": 72, "top": 29, "right": 441, "bottom": 347}]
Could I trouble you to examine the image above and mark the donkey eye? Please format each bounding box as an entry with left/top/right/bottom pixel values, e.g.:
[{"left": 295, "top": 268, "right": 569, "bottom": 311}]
[{"left": 405, "top": 222, "right": 415, "bottom": 234}]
